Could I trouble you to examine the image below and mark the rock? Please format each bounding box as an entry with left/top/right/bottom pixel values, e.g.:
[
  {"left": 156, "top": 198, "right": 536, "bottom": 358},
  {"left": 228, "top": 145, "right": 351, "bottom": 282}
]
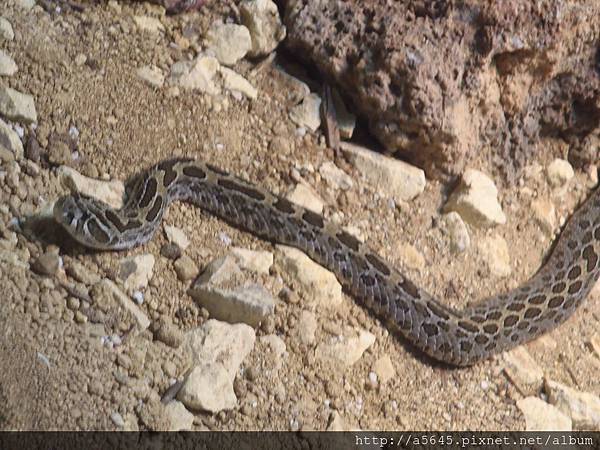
[
  {"left": 531, "top": 198, "right": 556, "bottom": 235},
  {"left": 0, "top": 87, "right": 37, "bottom": 123},
  {"left": 0, "top": 50, "right": 17, "bottom": 76},
  {"left": 65, "top": 260, "right": 101, "bottom": 285},
  {"left": 478, "top": 235, "right": 511, "bottom": 277},
  {"left": 195, "top": 255, "right": 242, "bottom": 285},
  {"left": 341, "top": 142, "right": 425, "bottom": 202},
  {"left": 154, "top": 320, "right": 184, "bottom": 348},
  {"left": 502, "top": 346, "right": 543, "bottom": 396},
  {"left": 315, "top": 327, "right": 375, "bottom": 366},
  {"left": 240, "top": 0, "right": 286, "bottom": 57},
  {"left": 168, "top": 55, "right": 221, "bottom": 95},
  {"left": 91, "top": 279, "right": 150, "bottom": 332},
  {"left": 48, "top": 140, "right": 72, "bottom": 166},
  {"left": 286, "top": 183, "right": 324, "bottom": 214},
  {"left": 178, "top": 363, "right": 237, "bottom": 413},
  {"left": 110, "top": 412, "right": 125, "bottom": 428},
  {"left": 0, "top": 250, "right": 28, "bottom": 269},
  {"left": 118, "top": 254, "right": 155, "bottom": 291},
  {"left": 32, "top": 251, "right": 60, "bottom": 276},
  {"left": 219, "top": 66, "right": 257, "bottom": 99},
  {"left": 441, "top": 212, "right": 470, "bottom": 253},
  {"left": 444, "top": 170, "right": 506, "bottom": 228},
  {"left": 544, "top": 379, "right": 600, "bottom": 430},
  {"left": 137, "top": 65, "right": 165, "bottom": 88},
  {"left": 327, "top": 411, "right": 347, "bottom": 431},
  {"left": 164, "top": 400, "right": 194, "bottom": 431},
  {"left": 205, "top": 23, "right": 251, "bottom": 66},
  {"left": 289, "top": 93, "right": 321, "bottom": 132},
  {"left": 398, "top": 243, "right": 425, "bottom": 272},
  {"left": 319, "top": 161, "right": 353, "bottom": 190},
  {"left": 372, "top": 355, "right": 395, "bottom": 384},
  {"left": 589, "top": 334, "right": 600, "bottom": 358},
  {"left": 331, "top": 88, "right": 356, "bottom": 139},
  {"left": 516, "top": 397, "right": 571, "bottom": 431},
  {"left": 164, "top": 225, "right": 189, "bottom": 250},
  {"left": 229, "top": 247, "right": 273, "bottom": 274},
  {"left": 277, "top": 245, "right": 342, "bottom": 308},
  {"left": 295, "top": 310, "right": 317, "bottom": 345},
  {"left": 58, "top": 166, "right": 125, "bottom": 209},
  {"left": 174, "top": 255, "right": 198, "bottom": 282},
  {"left": 160, "top": 243, "right": 182, "bottom": 260},
  {"left": 133, "top": 15, "right": 164, "bottom": 34},
  {"left": 547, "top": 158, "right": 575, "bottom": 188},
  {"left": 0, "top": 17, "right": 14, "bottom": 41},
  {"left": 0, "top": 119, "right": 24, "bottom": 161},
  {"left": 16, "top": 0, "right": 36, "bottom": 10}
]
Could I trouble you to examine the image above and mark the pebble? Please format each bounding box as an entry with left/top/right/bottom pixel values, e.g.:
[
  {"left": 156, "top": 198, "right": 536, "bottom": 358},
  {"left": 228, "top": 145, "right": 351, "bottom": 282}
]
[
  {"left": 65, "top": 259, "right": 101, "bottom": 285},
  {"left": 205, "top": 23, "right": 251, "bottom": 66},
  {"left": 219, "top": 66, "right": 258, "bottom": 100},
  {"left": 444, "top": 169, "right": 506, "bottom": 228},
  {"left": 315, "top": 328, "right": 376, "bottom": 366},
  {"left": 168, "top": 55, "right": 221, "bottom": 95},
  {"left": 0, "top": 118, "right": 24, "bottom": 161},
  {"left": 154, "top": 320, "right": 184, "bottom": 348},
  {"left": 341, "top": 142, "right": 426, "bottom": 202},
  {"left": 531, "top": 197, "right": 556, "bottom": 235},
  {"left": 0, "top": 17, "right": 14, "bottom": 41},
  {"left": 137, "top": 65, "right": 165, "bottom": 88},
  {"left": 516, "top": 397, "right": 571, "bottom": 431},
  {"left": 240, "top": 0, "right": 286, "bottom": 57},
  {"left": 91, "top": 279, "right": 150, "bottom": 332},
  {"left": 173, "top": 255, "right": 199, "bottom": 282},
  {"left": 0, "top": 49, "right": 17, "bottom": 76},
  {"left": 547, "top": 158, "right": 574, "bottom": 188},
  {"left": 319, "top": 161, "right": 353, "bottom": 190},
  {"left": 58, "top": 166, "right": 125, "bottom": 209},
  {"left": 477, "top": 235, "right": 511, "bottom": 277},
  {"left": 0, "top": 86, "right": 37, "bottom": 124},
  {"left": 164, "top": 225, "right": 189, "bottom": 251},
  {"left": 327, "top": 411, "right": 347, "bottom": 431},
  {"left": 132, "top": 291, "right": 144, "bottom": 305},
  {"left": 289, "top": 93, "right": 322, "bottom": 132},
  {"left": 440, "top": 212, "right": 470, "bottom": 253},
  {"left": 32, "top": 251, "right": 60, "bottom": 276},
  {"left": 502, "top": 346, "right": 543, "bottom": 395},
  {"left": 397, "top": 243, "right": 425, "bottom": 272},
  {"left": 229, "top": 247, "right": 273, "bottom": 274},
  {"left": 295, "top": 310, "right": 317, "bottom": 345},
  {"left": 544, "top": 379, "right": 600, "bottom": 430},
  {"left": 118, "top": 254, "right": 155, "bottom": 291},
  {"left": 48, "top": 140, "right": 72, "bottom": 166},
  {"left": 133, "top": 15, "right": 164, "bottom": 34},
  {"left": 277, "top": 245, "right": 342, "bottom": 308},
  {"left": 372, "top": 354, "right": 395, "bottom": 384},
  {"left": 110, "top": 412, "right": 125, "bottom": 428},
  {"left": 286, "top": 183, "right": 324, "bottom": 214},
  {"left": 160, "top": 243, "right": 182, "bottom": 260},
  {"left": 164, "top": 400, "right": 194, "bottom": 431}
]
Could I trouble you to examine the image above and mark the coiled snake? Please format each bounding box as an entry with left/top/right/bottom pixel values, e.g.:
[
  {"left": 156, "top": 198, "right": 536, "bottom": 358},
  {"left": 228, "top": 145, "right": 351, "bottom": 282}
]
[{"left": 53, "top": 158, "right": 600, "bottom": 366}]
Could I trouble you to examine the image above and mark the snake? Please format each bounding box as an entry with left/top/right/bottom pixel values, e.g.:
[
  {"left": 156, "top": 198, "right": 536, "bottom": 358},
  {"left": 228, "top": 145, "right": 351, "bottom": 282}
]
[{"left": 52, "top": 157, "right": 600, "bottom": 366}]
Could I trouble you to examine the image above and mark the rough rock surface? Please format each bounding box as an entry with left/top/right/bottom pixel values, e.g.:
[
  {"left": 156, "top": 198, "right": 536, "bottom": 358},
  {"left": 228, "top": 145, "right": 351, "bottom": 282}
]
[{"left": 282, "top": 0, "right": 600, "bottom": 181}]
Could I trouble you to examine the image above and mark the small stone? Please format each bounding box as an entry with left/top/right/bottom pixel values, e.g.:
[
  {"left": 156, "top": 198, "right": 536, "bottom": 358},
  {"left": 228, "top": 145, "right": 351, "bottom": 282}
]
[
  {"left": 341, "top": 142, "right": 426, "bottom": 202},
  {"left": 178, "top": 363, "right": 237, "bottom": 413},
  {"left": 547, "top": 158, "right": 574, "bottom": 188},
  {"left": 65, "top": 260, "right": 101, "bottom": 285},
  {"left": 588, "top": 334, "right": 600, "bottom": 358},
  {"left": 286, "top": 184, "right": 324, "bottom": 214},
  {"left": 133, "top": 15, "right": 164, "bottom": 34},
  {"left": 25, "top": 136, "right": 43, "bottom": 162},
  {"left": 0, "top": 17, "right": 14, "bottom": 41},
  {"left": 277, "top": 245, "right": 342, "bottom": 308},
  {"left": 531, "top": 198, "right": 556, "bottom": 235},
  {"left": 0, "top": 49, "right": 18, "bottom": 76},
  {"left": 58, "top": 166, "right": 125, "bottom": 209},
  {"left": 205, "top": 23, "right": 251, "bottom": 66},
  {"left": 503, "top": 346, "right": 543, "bottom": 396},
  {"left": 195, "top": 255, "right": 242, "bottom": 285},
  {"left": 0, "top": 119, "right": 24, "bottom": 161},
  {"left": 48, "top": 140, "right": 72, "bottom": 166},
  {"left": 168, "top": 55, "right": 221, "bottom": 95},
  {"left": 118, "top": 254, "right": 155, "bottom": 291},
  {"left": 32, "top": 251, "right": 60, "bottom": 276},
  {"left": 240, "top": 0, "right": 286, "bottom": 57},
  {"left": 398, "top": 243, "right": 425, "bottom": 272},
  {"left": 164, "top": 400, "right": 194, "bottom": 431},
  {"left": 154, "top": 320, "right": 184, "bottom": 348},
  {"left": 372, "top": 355, "right": 395, "bottom": 384},
  {"left": 327, "top": 411, "right": 346, "bottom": 431},
  {"left": 163, "top": 225, "right": 189, "bottom": 250},
  {"left": 229, "top": 247, "right": 273, "bottom": 274},
  {"left": 441, "top": 212, "right": 470, "bottom": 253},
  {"left": 478, "top": 235, "right": 511, "bottom": 277},
  {"left": 74, "top": 311, "right": 88, "bottom": 324},
  {"left": 110, "top": 412, "right": 125, "bottom": 428},
  {"left": 137, "top": 65, "right": 165, "bottom": 88},
  {"left": 0, "top": 86, "right": 37, "bottom": 123},
  {"left": 67, "top": 297, "right": 80, "bottom": 310},
  {"left": 74, "top": 53, "right": 87, "bottom": 66},
  {"left": 319, "top": 161, "right": 353, "bottom": 190},
  {"left": 174, "top": 255, "right": 199, "bottom": 282},
  {"left": 289, "top": 93, "right": 321, "bottom": 132},
  {"left": 544, "top": 379, "right": 600, "bottom": 430},
  {"left": 315, "top": 327, "right": 375, "bottom": 366},
  {"left": 516, "top": 397, "right": 571, "bottom": 431},
  {"left": 444, "top": 169, "right": 506, "bottom": 228},
  {"left": 219, "top": 67, "right": 257, "bottom": 99},
  {"left": 91, "top": 280, "right": 150, "bottom": 332},
  {"left": 160, "top": 243, "right": 182, "bottom": 260},
  {"left": 295, "top": 310, "right": 317, "bottom": 345}
]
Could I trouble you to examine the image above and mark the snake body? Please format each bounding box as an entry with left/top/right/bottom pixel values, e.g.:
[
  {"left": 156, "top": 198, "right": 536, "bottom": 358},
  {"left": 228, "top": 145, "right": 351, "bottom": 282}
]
[{"left": 53, "top": 158, "right": 600, "bottom": 366}]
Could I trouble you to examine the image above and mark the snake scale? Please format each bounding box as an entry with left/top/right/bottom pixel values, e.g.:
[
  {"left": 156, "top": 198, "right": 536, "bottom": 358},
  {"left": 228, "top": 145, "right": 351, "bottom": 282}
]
[{"left": 53, "top": 158, "right": 600, "bottom": 366}]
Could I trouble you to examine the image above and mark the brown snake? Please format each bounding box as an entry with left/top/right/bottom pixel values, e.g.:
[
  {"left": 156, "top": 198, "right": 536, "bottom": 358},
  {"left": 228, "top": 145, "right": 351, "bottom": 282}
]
[{"left": 53, "top": 158, "right": 600, "bottom": 366}]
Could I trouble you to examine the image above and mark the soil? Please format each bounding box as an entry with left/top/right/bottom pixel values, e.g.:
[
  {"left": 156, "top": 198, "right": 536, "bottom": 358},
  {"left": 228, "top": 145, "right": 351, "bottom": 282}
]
[{"left": 1, "top": 0, "right": 599, "bottom": 431}]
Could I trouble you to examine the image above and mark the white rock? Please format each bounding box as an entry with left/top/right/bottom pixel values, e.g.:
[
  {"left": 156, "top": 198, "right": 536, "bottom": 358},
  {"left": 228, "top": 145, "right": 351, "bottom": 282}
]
[
  {"left": 398, "top": 243, "right": 425, "bottom": 272},
  {"left": 319, "top": 161, "right": 353, "bottom": 190},
  {"left": 444, "top": 169, "right": 506, "bottom": 228},
  {"left": 341, "top": 142, "right": 426, "bottom": 202},
  {"left": 277, "top": 245, "right": 342, "bottom": 308},
  {"left": 286, "top": 183, "right": 324, "bottom": 214},
  {"left": 118, "top": 254, "right": 155, "bottom": 291},
  {"left": 240, "top": 0, "right": 286, "bottom": 57},
  {"left": 289, "top": 93, "right": 321, "bottom": 132},
  {"left": 91, "top": 279, "right": 150, "bottom": 332},
  {"left": 502, "top": 346, "right": 543, "bottom": 396},
  {"left": 137, "top": 65, "right": 165, "bottom": 88},
  {"left": 16, "top": 0, "right": 36, "bottom": 10},
  {"left": 164, "top": 225, "right": 190, "bottom": 250},
  {"left": 168, "top": 55, "right": 221, "bottom": 95},
  {"left": 229, "top": 247, "right": 273, "bottom": 274},
  {"left": 219, "top": 66, "right": 257, "bottom": 99},
  {"left": 315, "top": 328, "right": 375, "bottom": 366},
  {"left": 205, "top": 23, "right": 251, "bottom": 66},
  {"left": 178, "top": 363, "right": 237, "bottom": 412},
  {"left": 372, "top": 355, "right": 395, "bottom": 384},
  {"left": 0, "top": 86, "right": 37, "bottom": 123},
  {"left": 0, "top": 118, "right": 24, "bottom": 160},
  {"left": 173, "top": 255, "right": 199, "bottom": 282},
  {"left": 478, "top": 235, "right": 511, "bottom": 277},
  {"left": 195, "top": 254, "right": 242, "bottom": 285},
  {"left": 133, "top": 15, "right": 164, "bottom": 34},
  {"left": 164, "top": 400, "right": 194, "bottom": 431},
  {"left": 531, "top": 198, "right": 556, "bottom": 235},
  {"left": 516, "top": 397, "right": 571, "bottom": 431},
  {"left": 110, "top": 412, "right": 125, "bottom": 428},
  {"left": 547, "top": 158, "right": 574, "bottom": 188},
  {"left": 0, "top": 17, "right": 14, "bottom": 41},
  {"left": 295, "top": 310, "right": 317, "bottom": 345},
  {"left": 544, "top": 379, "right": 600, "bottom": 430},
  {"left": 58, "top": 166, "right": 125, "bottom": 209},
  {"left": 441, "top": 212, "right": 470, "bottom": 253},
  {"left": 0, "top": 49, "right": 18, "bottom": 76}
]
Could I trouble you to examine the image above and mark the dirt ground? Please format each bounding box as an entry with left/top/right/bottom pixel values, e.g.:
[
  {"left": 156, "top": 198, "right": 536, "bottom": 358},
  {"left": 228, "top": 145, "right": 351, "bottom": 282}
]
[{"left": 1, "top": 0, "right": 599, "bottom": 431}]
